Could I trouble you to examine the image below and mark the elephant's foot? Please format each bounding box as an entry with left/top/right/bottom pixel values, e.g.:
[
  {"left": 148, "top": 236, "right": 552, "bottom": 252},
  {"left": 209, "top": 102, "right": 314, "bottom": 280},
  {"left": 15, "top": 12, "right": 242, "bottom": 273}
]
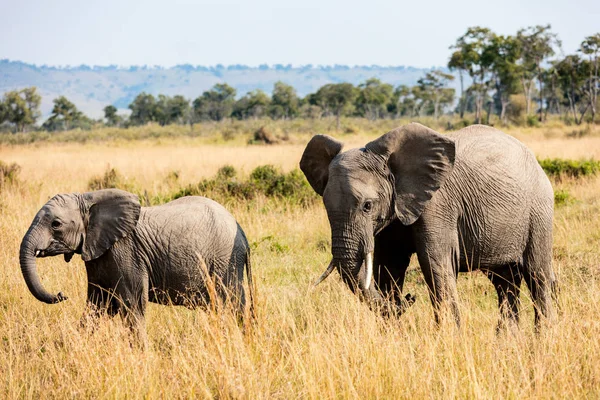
[{"left": 376, "top": 293, "right": 416, "bottom": 318}]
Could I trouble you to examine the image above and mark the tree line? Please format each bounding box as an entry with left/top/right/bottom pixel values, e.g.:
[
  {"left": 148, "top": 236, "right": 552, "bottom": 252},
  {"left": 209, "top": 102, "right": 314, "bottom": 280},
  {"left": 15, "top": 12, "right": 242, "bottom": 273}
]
[
  {"left": 448, "top": 25, "right": 599, "bottom": 125},
  {"left": 0, "top": 25, "right": 598, "bottom": 133}
]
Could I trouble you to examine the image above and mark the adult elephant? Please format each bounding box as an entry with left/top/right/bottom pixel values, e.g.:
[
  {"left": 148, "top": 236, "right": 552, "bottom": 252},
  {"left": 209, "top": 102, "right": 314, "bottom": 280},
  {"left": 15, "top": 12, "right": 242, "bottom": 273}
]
[
  {"left": 19, "top": 189, "right": 254, "bottom": 338},
  {"left": 300, "top": 123, "right": 556, "bottom": 329}
]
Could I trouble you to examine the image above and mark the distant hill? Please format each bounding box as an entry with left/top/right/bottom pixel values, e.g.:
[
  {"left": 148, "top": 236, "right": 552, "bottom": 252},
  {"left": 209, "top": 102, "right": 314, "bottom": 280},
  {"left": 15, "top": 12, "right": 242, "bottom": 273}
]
[{"left": 0, "top": 60, "right": 455, "bottom": 119}]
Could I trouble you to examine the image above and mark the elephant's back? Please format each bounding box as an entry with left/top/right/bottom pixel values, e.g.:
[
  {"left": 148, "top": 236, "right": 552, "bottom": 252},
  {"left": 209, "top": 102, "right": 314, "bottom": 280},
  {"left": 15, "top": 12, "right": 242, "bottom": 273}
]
[
  {"left": 448, "top": 125, "right": 546, "bottom": 184},
  {"left": 141, "top": 196, "right": 242, "bottom": 251},
  {"left": 439, "top": 125, "right": 553, "bottom": 267}
]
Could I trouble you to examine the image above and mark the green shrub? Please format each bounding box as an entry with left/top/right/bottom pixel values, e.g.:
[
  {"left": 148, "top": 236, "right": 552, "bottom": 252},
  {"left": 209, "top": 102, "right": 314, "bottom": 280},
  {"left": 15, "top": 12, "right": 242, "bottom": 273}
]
[
  {"left": 217, "top": 165, "right": 236, "bottom": 179},
  {"left": 88, "top": 167, "right": 137, "bottom": 192},
  {"left": 172, "top": 164, "right": 317, "bottom": 206},
  {"left": 554, "top": 189, "right": 574, "bottom": 207},
  {"left": 538, "top": 158, "right": 600, "bottom": 178},
  {"left": 526, "top": 115, "right": 540, "bottom": 127}
]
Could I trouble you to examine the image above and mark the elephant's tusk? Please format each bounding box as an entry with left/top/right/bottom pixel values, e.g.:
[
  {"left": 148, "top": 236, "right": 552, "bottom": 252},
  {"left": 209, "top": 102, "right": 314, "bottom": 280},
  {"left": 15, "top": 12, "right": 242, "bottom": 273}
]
[
  {"left": 314, "top": 261, "right": 335, "bottom": 287},
  {"left": 35, "top": 250, "right": 40, "bottom": 257},
  {"left": 362, "top": 252, "right": 374, "bottom": 290}
]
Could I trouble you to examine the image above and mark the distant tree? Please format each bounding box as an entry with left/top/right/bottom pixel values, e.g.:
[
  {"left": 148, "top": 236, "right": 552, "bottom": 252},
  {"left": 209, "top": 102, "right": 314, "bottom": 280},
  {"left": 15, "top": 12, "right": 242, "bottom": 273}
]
[
  {"left": 1, "top": 87, "right": 41, "bottom": 132},
  {"left": 448, "top": 50, "right": 469, "bottom": 118},
  {"left": 390, "top": 85, "right": 411, "bottom": 117},
  {"left": 129, "top": 92, "right": 157, "bottom": 125},
  {"left": 43, "top": 96, "right": 89, "bottom": 131},
  {"left": 541, "top": 65, "right": 562, "bottom": 120},
  {"left": 314, "top": 83, "right": 357, "bottom": 130},
  {"left": 355, "top": 78, "right": 394, "bottom": 120},
  {"left": 232, "top": 89, "right": 270, "bottom": 119},
  {"left": 487, "top": 35, "right": 521, "bottom": 124},
  {"left": 168, "top": 95, "right": 190, "bottom": 124},
  {"left": 21, "top": 87, "right": 42, "bottom": 127},
  {"left": 270, "top": 82, "right": 299, "bottom": 119},
  {"left": 515, "top": 25, "right": 561, "bottom": 119},
  {"left": 554, "top": 55, "right": 591, "bottom": 124},
  {"left": 416, "top": 70, "right": 455, "bottom": 119},
  {"left": 580, "top": 33, "right": 600, "bottom": 122},
  {"left": 103, "top": 105, "right": 122, "bottom": 127},
  {"left": 451, "top": 27, "right": 495, "bottom": 124},
  {"left": 154, "top": 95, "right": 170, "bottom": 126},
  {"left": 193, "top": 84, "right": 236, "bottom": 121}
]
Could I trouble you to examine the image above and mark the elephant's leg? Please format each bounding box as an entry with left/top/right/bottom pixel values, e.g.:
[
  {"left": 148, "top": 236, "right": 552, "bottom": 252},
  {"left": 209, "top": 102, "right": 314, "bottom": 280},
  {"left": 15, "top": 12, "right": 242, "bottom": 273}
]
[
  {"left": 110, "top": 273, "right": 149, "bottom": 344},
  {"left": 486, "top": 265, "right": 522, "bottom": 331},
  {"left": 373, "top": 220, "right": 414, "bottom": 314},
  {"left": 521, "top": 225, "right": 556, "bottom": 330},
  {"left": 217, "top": 256, "right": 247, "bottom": 322},
  {"left": 80, "top": 282, "right": 111, "bottom": 329},
  {"left": 373, "top": 220, "right": 411, "bottom": 297},
  {"left": 414, "top": 226, "right": 461, "bottom": 326}
]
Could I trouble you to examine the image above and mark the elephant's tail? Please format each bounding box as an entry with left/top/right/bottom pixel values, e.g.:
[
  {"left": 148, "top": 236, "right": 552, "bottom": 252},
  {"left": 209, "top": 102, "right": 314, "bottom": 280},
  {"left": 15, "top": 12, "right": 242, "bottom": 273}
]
[{"left": 245, "top": 247, "right": 256, "bottom": 320}]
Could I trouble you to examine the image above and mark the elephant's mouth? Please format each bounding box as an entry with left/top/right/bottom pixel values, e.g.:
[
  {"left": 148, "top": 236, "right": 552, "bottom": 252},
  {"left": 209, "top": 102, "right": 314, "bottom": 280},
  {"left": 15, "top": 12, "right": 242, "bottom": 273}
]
[{"left": 35, "top": 235, "right": 83, "bottom": 264}]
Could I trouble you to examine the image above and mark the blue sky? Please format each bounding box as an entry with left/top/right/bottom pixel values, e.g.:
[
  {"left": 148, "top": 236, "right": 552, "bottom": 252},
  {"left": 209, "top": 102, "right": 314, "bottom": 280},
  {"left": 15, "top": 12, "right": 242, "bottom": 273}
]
[{"left": 1, "top": 0, "right": 598, "bottom": 68}]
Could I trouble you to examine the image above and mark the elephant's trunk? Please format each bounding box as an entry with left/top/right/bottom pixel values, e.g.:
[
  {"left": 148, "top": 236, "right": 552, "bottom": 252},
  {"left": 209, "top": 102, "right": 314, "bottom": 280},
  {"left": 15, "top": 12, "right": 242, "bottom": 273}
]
[{"left": 19, "top": 227, "right": 66, "bottom": 304}]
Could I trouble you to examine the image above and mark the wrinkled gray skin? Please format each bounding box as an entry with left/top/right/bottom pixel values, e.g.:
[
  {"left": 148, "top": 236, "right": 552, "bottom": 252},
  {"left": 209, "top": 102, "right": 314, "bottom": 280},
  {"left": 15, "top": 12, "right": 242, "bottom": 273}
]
[
  {"left": 20, "top": 189, "right": 253, "bottom": 338},
  {"left": 301, "top": 123, "right": 556, "bottom": 329}
]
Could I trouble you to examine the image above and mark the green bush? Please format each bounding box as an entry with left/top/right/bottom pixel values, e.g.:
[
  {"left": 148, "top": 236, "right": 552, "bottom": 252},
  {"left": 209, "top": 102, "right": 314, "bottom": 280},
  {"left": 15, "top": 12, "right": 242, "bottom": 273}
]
[
  {"left": 88, "top": 167, "right": 137, "bottom": 192},
  {"left": 172, "top": 164, "right": 317, "bottom": 206},
  {"left": 538, "top": 158, "right": 600, "bottom": 178},
  {"left": 554, "top": 189, "right": 574, "bottom": 207},
  {"left": 526, "top": 115, "right": 540, "bottom": 127}
]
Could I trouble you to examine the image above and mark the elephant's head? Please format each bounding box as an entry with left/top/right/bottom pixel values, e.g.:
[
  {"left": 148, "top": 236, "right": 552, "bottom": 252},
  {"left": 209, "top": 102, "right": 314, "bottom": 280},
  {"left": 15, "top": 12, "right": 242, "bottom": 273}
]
[
  {"left": 300, "top": 123, "right": 455, "bottom": 304},
  {"left": 19, "top": 189, "right": 140, "bottom": 304}
]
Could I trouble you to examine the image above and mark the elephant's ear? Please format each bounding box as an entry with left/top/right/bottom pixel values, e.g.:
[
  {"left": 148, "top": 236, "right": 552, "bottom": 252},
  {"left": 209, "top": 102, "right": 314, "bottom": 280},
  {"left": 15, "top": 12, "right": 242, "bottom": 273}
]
[
  {"left": 366, "top": 123, "right": 455, "bottom": 225},
  {"left": 300, "top": 134, "right": 344, "bottom": 196},
  {"left": 81, "top": 189, "right": 141, "bottom": 262}
]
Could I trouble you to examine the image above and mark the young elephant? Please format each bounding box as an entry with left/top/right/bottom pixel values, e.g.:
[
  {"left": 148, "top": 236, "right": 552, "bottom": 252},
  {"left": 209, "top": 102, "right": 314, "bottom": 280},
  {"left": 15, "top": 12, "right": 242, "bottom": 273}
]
[
  {"left": 19, "top": 189, "right": 254, "bottom": 336},
  {"left": 301, "top": 123, "right": 556, "bottom": 329}
]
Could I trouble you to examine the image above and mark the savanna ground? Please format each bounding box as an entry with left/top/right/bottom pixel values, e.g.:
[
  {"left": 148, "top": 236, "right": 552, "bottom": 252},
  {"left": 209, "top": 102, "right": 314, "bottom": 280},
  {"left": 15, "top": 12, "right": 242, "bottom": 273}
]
[{"left": 1, "top": 118, "right": 600, "bottom": 398}]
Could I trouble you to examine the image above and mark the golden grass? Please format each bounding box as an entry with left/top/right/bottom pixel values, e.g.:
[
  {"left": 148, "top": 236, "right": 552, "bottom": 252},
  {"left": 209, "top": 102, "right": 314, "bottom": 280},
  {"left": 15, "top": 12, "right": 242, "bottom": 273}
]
[{"left": 1, "top": 123, "right": 600, "bottom": 398}]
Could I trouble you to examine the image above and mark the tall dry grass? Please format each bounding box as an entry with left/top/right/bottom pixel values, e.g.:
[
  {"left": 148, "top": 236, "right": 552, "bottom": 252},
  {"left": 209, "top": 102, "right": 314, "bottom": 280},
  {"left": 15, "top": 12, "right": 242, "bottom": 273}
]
[{"left": 1, "top": 123, "right": 599, "bottom": 398}]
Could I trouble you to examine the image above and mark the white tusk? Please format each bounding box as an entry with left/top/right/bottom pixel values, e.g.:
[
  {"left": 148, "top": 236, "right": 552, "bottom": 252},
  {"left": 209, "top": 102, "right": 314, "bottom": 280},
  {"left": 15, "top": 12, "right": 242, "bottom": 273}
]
[
  {"left": 362, "top": 252, "right": 373, "bottom": 290},
  {"left": 314, "top": 261, "right": 335, "bottom": 286},
  {"left": 35, "top": 250, "right": 40, "bottom": 257}
]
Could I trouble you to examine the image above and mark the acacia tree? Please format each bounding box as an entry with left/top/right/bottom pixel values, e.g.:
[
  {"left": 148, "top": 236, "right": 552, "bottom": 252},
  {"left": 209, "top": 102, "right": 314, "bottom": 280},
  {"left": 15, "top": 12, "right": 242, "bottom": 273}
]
[
  {"left": 580, "top": 33, "right": 600, "bottom": 123},
  {"left": 356, "top": 78, "right": 394, "bottom": 120},
  {"left": 270, "top": 82, "right": 298, "bottom": 119},
  {"left": 315, "top": 83, "right": 357, "bottom": 130},
  {"left": 232, "top": 89, "right": 270, "bottom": 119},
  {"left": 516, "top": 25, "right": 561, "bottom": 119},
  {"left": 129, "top": 92, "right": 157, "bottom": 125},
  {"left": 1, "top": 87, "right": 41, "bottom": 132},
  {"left": 43, "top": 96, "right": 87, "bottom": 131},
  {"left": 193, "top": 84, "right": 236, "bottom": 121}
]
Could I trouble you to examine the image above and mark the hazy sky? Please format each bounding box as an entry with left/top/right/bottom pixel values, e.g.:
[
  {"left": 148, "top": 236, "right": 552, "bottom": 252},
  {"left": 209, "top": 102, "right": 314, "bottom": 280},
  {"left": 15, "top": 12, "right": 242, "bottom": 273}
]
[{"left": 1, "top": 0, "right": 598, "bottom": 68}]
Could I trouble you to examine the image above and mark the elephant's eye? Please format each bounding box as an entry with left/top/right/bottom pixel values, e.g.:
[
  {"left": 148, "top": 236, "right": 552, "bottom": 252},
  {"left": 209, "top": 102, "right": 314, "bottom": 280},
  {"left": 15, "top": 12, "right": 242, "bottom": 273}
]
[
  {"left": 51, "top": 220, "right": 62, "bottom": 229},
  {"left": 362, "top": 200, "right": 373, "bottom": 213}
]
